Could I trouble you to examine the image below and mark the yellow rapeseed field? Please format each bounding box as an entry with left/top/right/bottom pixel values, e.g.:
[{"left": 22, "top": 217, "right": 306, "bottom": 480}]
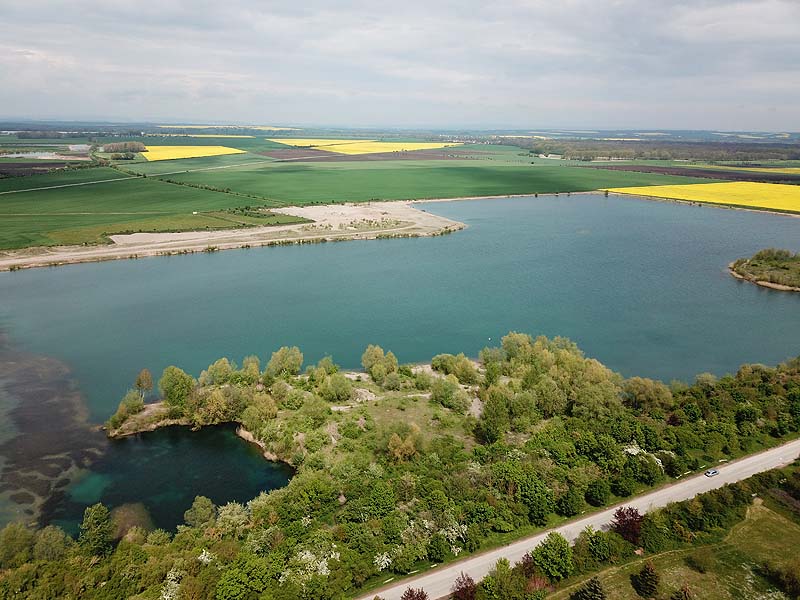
[
  {"left": 604, "top": 182, "right": 800, "bottom": 213},
  {"left": 268, "top": 138, "right": 375, "bottom": 148},
  {"left": 143, "top": 146, "right": 247, "bottom": 161},
  {"left": 269, "top": 139, "right": 460, "bottom": 155}
]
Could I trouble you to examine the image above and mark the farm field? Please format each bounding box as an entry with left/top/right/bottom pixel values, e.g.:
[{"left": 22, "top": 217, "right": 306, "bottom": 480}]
[
  {"left": 142, "top": 145, "right": 248, "bottom": 161},
  {"left": 0, "top": 166, "right": 129, "bottom": 192},
  {"left": 267, "top": 138, "right": 461, "bottom": 154},
  {"left": 551, "top": 502, "right": 800, "bottom": 600},
  {"left": 0, "top": 150, "right": 723, "bottom": 249},
  {"left": 694, "top": 164, "right": 800, "bottom": 175},
  {"left": 606, "top": 181, "right": 800, "bottom": 213},
  {"left": 152, "top": 160, "right": 717, "bottom": 204},
  {"left": 0, "top": 174, "right": 298, "bottom": 249}
]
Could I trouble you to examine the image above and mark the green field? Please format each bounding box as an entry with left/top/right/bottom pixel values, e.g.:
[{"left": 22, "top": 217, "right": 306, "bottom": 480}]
[
  {"left": 0, "top": 173, "right": 299, "bottom": 249},
  {"left": 0, "top": 143, "right": 725, "bottom": 250},
  {"left": 0, "top": 167, "right": 129, "bottom": 192},
  {"left": 148, "top": 160, "right": 717, "bottom": 204}
]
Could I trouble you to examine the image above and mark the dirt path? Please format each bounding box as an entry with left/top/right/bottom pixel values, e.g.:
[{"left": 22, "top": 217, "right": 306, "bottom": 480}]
[{"left": 0, "top": 202, "right": 465, "bottom": 271}]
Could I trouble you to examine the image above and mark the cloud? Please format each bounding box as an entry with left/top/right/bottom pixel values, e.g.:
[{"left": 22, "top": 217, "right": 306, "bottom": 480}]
[{"left": 0, "top": 0, "right": 798, "bottom": 130}]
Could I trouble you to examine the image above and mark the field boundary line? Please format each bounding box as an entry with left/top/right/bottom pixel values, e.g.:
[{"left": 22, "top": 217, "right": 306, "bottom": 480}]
[{"left": 0, "top": 176, "right": 137, "bottom": 195}]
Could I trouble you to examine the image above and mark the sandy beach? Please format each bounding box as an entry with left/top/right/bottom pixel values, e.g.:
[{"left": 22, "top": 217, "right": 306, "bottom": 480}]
[{"left": 0, "top": 201, "right": 464, "bottom": 272}]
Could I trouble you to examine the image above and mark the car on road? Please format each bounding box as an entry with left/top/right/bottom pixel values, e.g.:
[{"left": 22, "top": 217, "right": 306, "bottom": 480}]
[{"left": 705, "top": 469, "right": 720, "bottom": 477}]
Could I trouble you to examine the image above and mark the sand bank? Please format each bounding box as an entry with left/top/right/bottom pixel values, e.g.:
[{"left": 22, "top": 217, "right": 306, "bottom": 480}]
[{"left": 0, "top": 201, "right": 464, "bottom": 272}]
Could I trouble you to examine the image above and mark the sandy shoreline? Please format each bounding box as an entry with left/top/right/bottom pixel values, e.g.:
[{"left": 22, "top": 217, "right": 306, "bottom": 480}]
[
  {"left": 0, "top": 201, "right": 464, "bottom": 272},
  {"left": 3, "top": 191, "right": 798, "bottom": 272}
]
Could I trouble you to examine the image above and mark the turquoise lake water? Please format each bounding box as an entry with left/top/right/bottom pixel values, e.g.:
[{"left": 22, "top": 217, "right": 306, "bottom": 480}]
[
  {"left": 46, "top": 424, "right": 293, "bottom": 535},
  {"left": 0, "top": 194, "right": 798, "bottom": 529}
]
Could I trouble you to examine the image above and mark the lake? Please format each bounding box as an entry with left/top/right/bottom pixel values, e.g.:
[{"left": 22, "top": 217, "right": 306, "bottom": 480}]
[{"left": 0, "top": 193, "right": 798, "bottom": 529}]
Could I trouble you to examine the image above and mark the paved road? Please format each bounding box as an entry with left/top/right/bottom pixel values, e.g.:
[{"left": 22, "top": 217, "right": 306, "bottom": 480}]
[{"left": 358, "top": 438, "right": 800, "bottom": 600}]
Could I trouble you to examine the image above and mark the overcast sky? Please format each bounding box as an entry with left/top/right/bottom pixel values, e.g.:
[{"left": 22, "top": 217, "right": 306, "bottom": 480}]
[{"left": 1, "top": 0, "right": 798, "bottom": 131}]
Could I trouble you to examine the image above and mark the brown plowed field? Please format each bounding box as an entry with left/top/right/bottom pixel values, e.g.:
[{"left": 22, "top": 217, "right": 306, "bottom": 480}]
[
  {"left": 0, "top": 162, "right": 69, "bottom": 177},
  {"left": 581, "top": 163, "right": 800, "bottom": 183}
]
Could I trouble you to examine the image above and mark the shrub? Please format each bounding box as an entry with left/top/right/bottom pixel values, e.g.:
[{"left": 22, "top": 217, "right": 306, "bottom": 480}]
[
  {"left": 431, "top": 375, "right": 470, "bottom": 413},
  {"left": 585, "top": 479, "right": 610, "bottom": 507}
]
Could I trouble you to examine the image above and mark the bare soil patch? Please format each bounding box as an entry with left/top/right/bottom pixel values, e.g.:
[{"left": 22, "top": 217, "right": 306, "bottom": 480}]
[
  {"left": 0, "top": 162, "right": 71, "bottom": 176},
  {"left": 259, "top": 148, "right": 337, "bottom": 160},
  {"left": 581, "top": 163, "right": 800, "bottom": 183}
]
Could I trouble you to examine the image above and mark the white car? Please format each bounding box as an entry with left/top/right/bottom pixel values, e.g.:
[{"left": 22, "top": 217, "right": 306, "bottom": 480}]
[{"left": 704, "top": 469, "right": 720, "bottom": 477}]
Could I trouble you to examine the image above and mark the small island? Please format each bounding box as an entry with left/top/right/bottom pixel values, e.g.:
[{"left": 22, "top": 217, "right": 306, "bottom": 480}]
[{"left": 730, "top": 248, "right": 800, "bottom": 292}]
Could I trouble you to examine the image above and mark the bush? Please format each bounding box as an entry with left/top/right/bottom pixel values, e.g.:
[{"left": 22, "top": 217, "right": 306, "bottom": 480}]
[
  {"left": 383, "top": 371, "right": 402, "bottom": 391},
  {"left": 611, "top": 476, "right": 635, "bottom": 497},
  {"left": 319, "top": 373, "right": 353, "bottom": 403},
  {"left": 431, "top": 353, "right": 479, "bottom": 384},
  {"left": 431, "top": 375, "right": 470, "bottom": 413},
  {"left": 585, "top": 479, "right": 610, "bottom": 507},
  {"left": 105, "top": 389, "right": 145, "bottom": 429}
]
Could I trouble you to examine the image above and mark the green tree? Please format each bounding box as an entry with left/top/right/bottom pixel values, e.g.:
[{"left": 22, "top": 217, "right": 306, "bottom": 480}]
[
  {"left": 240, "top": 355, "right": 261, "bottom": 383},
  {"left": 265, "top": 346, "right": 304, "bottom": 378},
  {"left": 532, "top": 532, "right": 573, "bottom": 581},
  {"left": 134, "top": 368, "right": 153, "bottom": 397},
  {"left": 184, "top": 495, "right": 216, "bottom": 528},
  {"left": 556, "top": 485, "right": 584, "bottom": 517},
  {"left": 33, "top": 525, "right": 68, "bottom": 562},
  {"left": 205, "top": 357, "right": 234, "bottom": 384},
  {"left": 319, "top": 372, "right": 353, "bottom": 403},
  {"left": 623, "top": 377, "right": 673, "bottom": 413},
  {"left": 159, "top": 365, "right": 194, "bottom": 408},
  {"left": 640, "top": 513, "right": 670, "bottom": 553},
  {"left": 0, "top": 522, "right": 34, "bottom": 568},
  {"left": 631, "top": 561, "right": 660, "bottom": 598},
  {"left": 570, "top": 577, "right": 607, "bottom": 600},
  {"left": 479, "top": 391, "right": 510, "bottom": 443},
  {"left": 362, "top": 344, "right": 386, "bottom": 372},
  {"left": 368, "top": 480, "right": 396, "bottom": 517},
  {"left": 79, "top": 503, "right": 113, "bottom": 556},
  {"left": 518, "top": 473, "right": 554, "bottom": 526},
  {"left": 533, "top": 376, "right": 568, "bottom": 418},
  {"left": 427, "top": 533, "right": 449, "bottom": 562},
  {"left": 585, "top": 479, "right": 610, "bottom": 507}
]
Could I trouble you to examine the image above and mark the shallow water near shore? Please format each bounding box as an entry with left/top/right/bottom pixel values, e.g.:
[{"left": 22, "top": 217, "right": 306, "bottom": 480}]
[
  {"left": 44, "top": 424, "right": 293, "bottom": 535},
  {"left": 0, "top": 193, "right": 799, "bottom": 528}
]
